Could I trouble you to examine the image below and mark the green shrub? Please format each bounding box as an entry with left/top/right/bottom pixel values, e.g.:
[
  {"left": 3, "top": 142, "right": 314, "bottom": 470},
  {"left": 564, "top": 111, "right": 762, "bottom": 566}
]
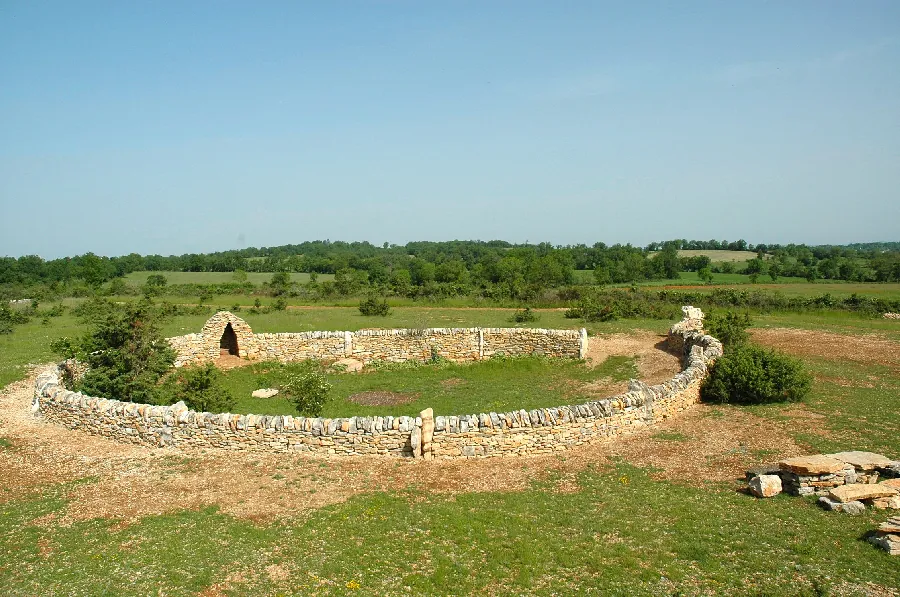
[
  {"left": 705, "top": 311, "right": 752, "bottom": 348},
  {"left": 51, "top": 298, "right": 176, "bottom": 403},
  {"left": 281, "top": 362, "right": 331, "bottom": 416},
  {"left": 164, "top": 362, "right": 235, "bottom": 413},
  {"left": 272, "top": 297, "right": 287, "bottom": 311},
  {"left": 700, "top": 345, "right": 812, "bottom": 405},
  {"left": 359, "top": 295, "right": 391, "bottom": 317},
  {"left": 511, "top": 307, "right": 539, "bottom": 323}
]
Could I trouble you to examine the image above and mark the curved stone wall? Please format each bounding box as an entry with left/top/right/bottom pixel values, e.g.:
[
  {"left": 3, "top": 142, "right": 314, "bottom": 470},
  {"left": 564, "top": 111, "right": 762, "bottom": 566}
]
[{"left": 33, "top": 307, "right": 721, "bottom": 459}]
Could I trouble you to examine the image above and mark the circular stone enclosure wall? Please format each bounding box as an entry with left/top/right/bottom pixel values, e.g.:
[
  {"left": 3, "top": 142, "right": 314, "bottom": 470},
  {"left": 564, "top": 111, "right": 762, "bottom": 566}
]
[{"left": 34, "top": 307, "right": 721, "bottom": 459}]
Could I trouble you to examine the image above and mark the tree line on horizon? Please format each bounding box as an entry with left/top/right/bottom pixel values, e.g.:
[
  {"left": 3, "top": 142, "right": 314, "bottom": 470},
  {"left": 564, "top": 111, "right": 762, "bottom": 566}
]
[{"left": 1, "top": 240, "right": 899, "bottom": 300}]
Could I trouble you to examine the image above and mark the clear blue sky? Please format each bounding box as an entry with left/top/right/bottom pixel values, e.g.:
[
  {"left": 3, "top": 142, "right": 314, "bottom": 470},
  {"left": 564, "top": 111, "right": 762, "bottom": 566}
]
[{"left": 1, "top": 1, "right": 898, "bottom": 258}]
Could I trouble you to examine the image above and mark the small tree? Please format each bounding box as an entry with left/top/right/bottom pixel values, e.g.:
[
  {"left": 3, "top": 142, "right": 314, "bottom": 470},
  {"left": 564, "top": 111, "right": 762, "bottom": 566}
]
[
  {"left": 165, "top": 362, "right": 235, "bottom": 413},
  {"left": 705, "top": 311, "right": 752, "bottom": 348},
  {"left": 281, "top": 362, "right": 331, "bottom": 416},
  {"left": 270, "top": 271, "right": 291, "bottom": 296},
  {"left": 510, "top": 307, "right": 539, "bottom": 323},
  {"left": 698, "top": 267, "right": 714, "bottom": 285},
  {"left": 359, "top": 294, "right": 391, "bottom": 316},
  {"left": 50, "top": 298, "right": 175, "bottom": 403}
]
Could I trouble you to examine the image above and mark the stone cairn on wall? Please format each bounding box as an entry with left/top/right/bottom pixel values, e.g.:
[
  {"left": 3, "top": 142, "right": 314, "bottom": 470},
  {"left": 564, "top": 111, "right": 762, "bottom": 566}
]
[{"left": 746, "top": 451, "right": 900, "bottom": 554}]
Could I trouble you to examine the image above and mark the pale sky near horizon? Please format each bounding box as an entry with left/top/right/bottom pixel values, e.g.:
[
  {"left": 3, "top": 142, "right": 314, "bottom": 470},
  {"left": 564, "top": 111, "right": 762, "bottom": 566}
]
[{"left": 1, "top": 1, "right": 899, "bottom": 259}]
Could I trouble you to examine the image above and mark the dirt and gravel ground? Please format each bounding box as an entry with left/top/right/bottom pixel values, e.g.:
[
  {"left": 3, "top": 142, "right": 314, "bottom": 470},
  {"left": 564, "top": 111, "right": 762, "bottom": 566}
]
[{"left": 0, "top": 330, "right": 835, "bottom": 526}]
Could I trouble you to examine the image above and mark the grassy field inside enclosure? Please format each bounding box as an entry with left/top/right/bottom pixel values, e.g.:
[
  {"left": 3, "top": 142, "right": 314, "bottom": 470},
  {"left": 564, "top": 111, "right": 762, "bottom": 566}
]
[{"left": 1, "top": 299, "right": 899, "bottom": 595}]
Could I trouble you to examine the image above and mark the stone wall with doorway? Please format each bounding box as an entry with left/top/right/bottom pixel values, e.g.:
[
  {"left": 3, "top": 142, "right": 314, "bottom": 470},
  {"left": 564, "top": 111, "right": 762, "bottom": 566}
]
[{"left": 167, "top": 312, "right": 585, "bottom": 367}]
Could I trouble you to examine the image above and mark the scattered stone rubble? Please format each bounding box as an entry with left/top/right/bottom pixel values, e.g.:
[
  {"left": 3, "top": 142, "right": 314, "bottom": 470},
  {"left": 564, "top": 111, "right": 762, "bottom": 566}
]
[
  {"left": 883, "top": 312, "right": 900, "bottom": 320},
  {"left": 746, "top": 450, "right": 900, "bottom": 554}
]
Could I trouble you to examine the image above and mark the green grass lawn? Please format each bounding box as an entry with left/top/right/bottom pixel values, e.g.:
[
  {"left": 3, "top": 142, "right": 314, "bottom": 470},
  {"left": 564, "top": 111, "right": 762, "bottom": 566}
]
[
  {"left": 2, "top": 461, "right": 898, "bottom": 596},
  {"left": 2, "top": 307, "right": 900, "bottom": 595},
  {"left": 223, "top": 355, "right": 637, "bottom": 418}
]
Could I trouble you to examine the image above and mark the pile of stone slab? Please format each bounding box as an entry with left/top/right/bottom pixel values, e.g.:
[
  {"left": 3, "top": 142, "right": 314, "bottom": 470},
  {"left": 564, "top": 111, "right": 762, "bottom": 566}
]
[
  {"left": 746, "top": 451, "right": 900, "bottom": 554},
  {"left": 747, "top": 452, "right": 899, "bottom": 500},
  {"left": 869, "top": 517, "right": 900, "bottom": 555}
]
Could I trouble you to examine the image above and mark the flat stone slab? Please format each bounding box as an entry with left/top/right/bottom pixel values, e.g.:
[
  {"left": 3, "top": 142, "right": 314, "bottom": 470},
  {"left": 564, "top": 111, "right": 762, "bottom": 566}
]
[
  {"left": 779, "top": 455, "right": 847, "bottom": 475},
  {"left": 881, "top": 479, "right": 900, "bottom": 490},
  {"left": 878, "top": 517, "right": 900, "bottom": 533},
  {"left": 251, "top": 388, "right": 279, "bottom": 399},
  {"left": 869, "top": 533, "right": 900, "bottom": 555},
  {"left": 828, "top": 483, "right": 899, "bottom": 503},
  {"left": 818, "top": 496, "right": 865, "bottom": 514},
  {"left": 827, "top": 451, "right": 893, "bottom": 471}
]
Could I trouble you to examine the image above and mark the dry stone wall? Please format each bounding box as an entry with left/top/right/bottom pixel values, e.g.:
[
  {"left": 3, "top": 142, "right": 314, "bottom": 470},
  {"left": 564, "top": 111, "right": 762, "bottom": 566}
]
[
  {"left": 167, "top": 312, "right": 585, "bottom": 367},
  {"left": 33, "top": 306, "right": 721, "bottom": 459}
]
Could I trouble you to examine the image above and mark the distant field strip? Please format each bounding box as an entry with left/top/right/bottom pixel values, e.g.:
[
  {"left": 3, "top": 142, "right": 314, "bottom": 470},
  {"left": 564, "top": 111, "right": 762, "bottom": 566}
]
[{"left": 123, "top": 271, "right": 334, "bottom": 285}]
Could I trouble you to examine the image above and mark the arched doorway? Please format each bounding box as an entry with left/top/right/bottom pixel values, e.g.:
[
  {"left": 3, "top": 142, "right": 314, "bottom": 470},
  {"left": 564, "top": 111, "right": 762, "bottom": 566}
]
[{"left": 219, "top": 323, "right": 239, "bottom": 356}]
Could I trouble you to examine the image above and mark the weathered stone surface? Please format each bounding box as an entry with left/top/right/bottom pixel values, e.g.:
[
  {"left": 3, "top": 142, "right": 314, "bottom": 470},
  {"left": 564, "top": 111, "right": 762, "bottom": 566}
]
[
  {"left": 818, "top": 496, "right": 866, "bottom": 514},
  {"left": 409, "top": 426, "right": 422, "bottom": 458},
  {"left": 827, "top": 451, "right": 893, "bottom": 471},
  {"left": 869, "top": 495, "right": 900, "bottom": 510},
  {"left": 828, "top": 483, "right": 899, "bottom": 503},
  {"left": 779, "top": 455, "right": 847, "bottom": 475},
  {"left": 868, "top": 533, "right": 900, "bottom": 555},
  {"left": 880, "top": 478, "right": 900, "bottom": 490},
  {"left": 878, "top": 517, "right": 900, "bottom": 533},
  {"left": 251, "top": 388, "right": 279, "bottom": 399},
  {"left": 749, "top": 474, "right": 782, "bottom": 498}
]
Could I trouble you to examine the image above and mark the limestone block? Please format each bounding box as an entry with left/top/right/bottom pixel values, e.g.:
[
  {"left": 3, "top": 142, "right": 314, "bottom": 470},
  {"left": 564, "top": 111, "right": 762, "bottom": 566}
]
[
  {"left": 828, "top": 483, "right": 898, "bottom": 503},
  {"left": 779, "top": 455, "right": 847, "bottom": 475},
  {"left": 748, "top": 475, "right": 782, "bottom": 498},
  {"left": 818, "top": 496, "right": 866, "bottom": 514},
  {"left": 827, "top": 451, "right": 893, "bottom": 471},
  {"left": 251, "top": 388, "right": 279, "bottom": 399}
]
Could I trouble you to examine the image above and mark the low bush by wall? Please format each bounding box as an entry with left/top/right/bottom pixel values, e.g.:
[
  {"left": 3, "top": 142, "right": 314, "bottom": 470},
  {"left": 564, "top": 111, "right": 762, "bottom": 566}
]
[{"left": 33, "top": 307, "right": 721, "bottom": 459}]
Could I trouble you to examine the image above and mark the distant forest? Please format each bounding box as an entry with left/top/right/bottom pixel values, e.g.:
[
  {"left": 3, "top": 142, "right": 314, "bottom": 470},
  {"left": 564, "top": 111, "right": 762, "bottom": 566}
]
[{"left": 2, "top": 240, "right": 900, "bottom": 301}]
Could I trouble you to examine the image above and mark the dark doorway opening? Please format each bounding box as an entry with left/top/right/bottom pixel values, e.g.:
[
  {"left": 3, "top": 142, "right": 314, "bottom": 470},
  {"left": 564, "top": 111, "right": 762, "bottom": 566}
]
[{"left": 220, "top": 323, "right": 239, "bottom": 356}]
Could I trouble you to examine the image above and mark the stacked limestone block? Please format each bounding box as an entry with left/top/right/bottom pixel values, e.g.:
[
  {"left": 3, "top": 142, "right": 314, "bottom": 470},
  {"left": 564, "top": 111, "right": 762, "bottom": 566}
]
[
  {"left": 746, "top": 452, "right": 900, "bottom": 519},
  {"left": 869, "top": 517, "right": 900, "bottom": 555},
  {"left": 778, "top": 455, "right": 859, "bottom": 497},
  {"left": 667, "top": 306, "right": 704, "bottom": 356},
  {"left": 429, "top": 317, "right": 722, "bottom": 458},
  {"left": 352, "top": 328, "right": 481, "bottom": 364},
  {"left": 254, "top": 331, "right": 346, "bottom": 363},
  {"left": 168, "top": 312, "right": 586, "bottom": 368}
]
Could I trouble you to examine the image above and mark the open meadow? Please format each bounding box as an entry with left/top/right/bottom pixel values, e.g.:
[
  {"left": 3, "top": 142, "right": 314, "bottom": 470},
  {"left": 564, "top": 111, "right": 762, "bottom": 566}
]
[{"left": 2, "top": 295, "right": 899, "bottom": 596}]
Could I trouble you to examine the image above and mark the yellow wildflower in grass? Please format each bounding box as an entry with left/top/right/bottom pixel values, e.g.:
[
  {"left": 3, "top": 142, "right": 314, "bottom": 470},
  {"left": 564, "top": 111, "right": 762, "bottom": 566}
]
[
  {"left": 346, "top": 580, "right": 361, "bottom": 590},
  {"left": 619, "top": 475, "right": 629, "bottom": 486}
]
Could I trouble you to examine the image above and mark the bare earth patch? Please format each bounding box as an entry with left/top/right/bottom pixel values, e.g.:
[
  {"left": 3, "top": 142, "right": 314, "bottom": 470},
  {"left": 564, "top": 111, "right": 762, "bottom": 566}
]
[
  {"left": 751, "top": 328, "right": 900, "bottom": 369},
  {"left": 580, "top": 331, "right": 681, "bottom": 396},
  {"left": 348, "top": 391, "right": 418, "bottom": 406}
]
